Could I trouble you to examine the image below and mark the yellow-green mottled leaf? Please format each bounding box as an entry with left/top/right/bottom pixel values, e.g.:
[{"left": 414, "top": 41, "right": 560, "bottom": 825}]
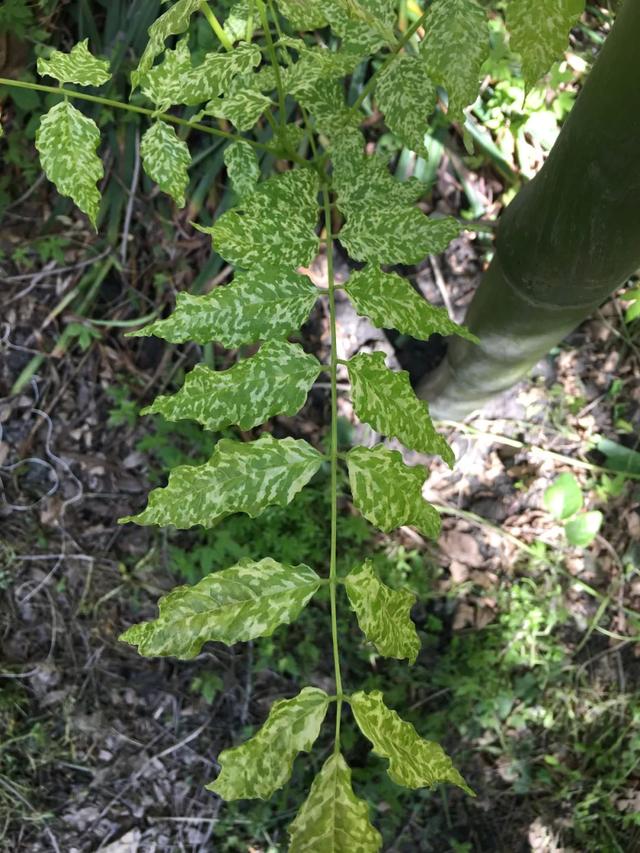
[
  {"left": 347, "top": 352, "right": 454, "bottom": 464},
  {"left": 285, "top": 46, "right": 363, "bottom": 97},
  {"left": 224, "top": 140, "right": 260, "bottom": 199},
  {"left": 288, "top": 752, "right": 382, "bottom": 852},
  {"left": 324, "top": 0, "right": 396, "bottom": 55},
  {"left": 120, "top": 434, "right": 323, "bottom": 529},
  {"left": 198, "top": 89, "right": 272, "bottom": 130},
  {"left": 120, "top": 558, "right": 321, "bottom": 657},
  {"left": 345, "top": 561, "right": 419, "bottom": 664},
  {"left": 421, "top": 0, "right": 489, "bottom": 121},
  {"left": 130, "top": 266, "right": 318, "bottom": 347},
  {"left": 350, "top": 691, "right": 474, "bottom": 795},
  {"left": 376, "top": 55, "right": 435, "bottom": 155},
  {"left": 508, "top": 0, "right": 584, "bottom": 87},
  {"left": 141, "top": 341, "right": 322, "bottom": 431},
  {"left": 209, "top": 687, "right": 330, "bottom": 800},
  {"left": 35, "top": 101, "right": 103, "bottom": 228},
  {"left": 197, "top": 168, "right": 320, "bottom": 268},
  {"left": 132, "top": 0, "right": 202, "bottom": 89},
  {"left": 346, "top": 445, "right": 441, "bottom": 538},
  {"left": 345, "top": 266, "right": 479, "bottom": 343},
  {"left": 140, "top": 121, "right": 191, "bottom": 207},
  {"left": 37, "top": 39, "right": 111, "bottom": 86},
  {"left": 224, "top": 0, "right": 252, "bottom": 43},
  {"left": 276, "top": 0, "right": 327, "bottom": 30}
]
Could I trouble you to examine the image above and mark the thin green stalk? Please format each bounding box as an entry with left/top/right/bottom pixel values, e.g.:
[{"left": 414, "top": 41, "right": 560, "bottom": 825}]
[
  {"left": 256, "top": 0, "right": 286, "bottom": 135},
  {"left": 200, "top": 1, "right": 234, "bottom": 51},
  {"left": 323, "top": 182, "right": 344, "bottom": 752},
  {"left": 0, "top": 78, "right": 307, "bottom": 164}
]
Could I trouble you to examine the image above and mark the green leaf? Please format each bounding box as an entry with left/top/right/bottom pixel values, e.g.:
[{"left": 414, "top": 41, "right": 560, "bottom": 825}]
[
  {"left": 324, "top": 0, "right": 397, "bottom": 55},
  {"left": 35, "top": 101, "right": 103, "bottom": 228},
  {"left": 420, "top": 0, "right": 489, "bottom": 120},
  {"left": 288, "top": 752, "right": 382, "bottom": 852},
  {"left": 140, "top": 121, "right": 191, "bottom": 207},
  {"left": 508, "top": 0, "right": 584, "bottom": 88},
  {"left": 345, "top": 561, "right": 419, "bottom": 664},
  {"left": 350, "top": 691, "right": 474, "bottom": 795},
  {"left": 132, "top": 0, "right": 202, "bottom": 89},
  {"left": 542, "top": 473, "right": 583, "bottom": 520},
  {"left": 130, "top": 266, "right": 318, "bottom": 346},
  {"left": 276, "top": 0, "right": 328, "bottom": 30},
  {"left": 596, "top": 437, "right": 640, "bottom": 476},
  {"left": 208, "top": 687, "right": 330, "bottom": 800},
  {"left": 345, "top": 266, "right": 478, "bottom": 343},
  {"left": 224, "top": 0, "right": 252, "bottom": 43},
  {"left": 565, "top": 511, "right": 603, "bottom": 548},
  {"left": 224, "top": 140, "right": 260, "bottom": 199},
  {"left": 198, "top": 89, "right": 272, "bottom": 130},
  {"left": 376, "top": 55, "right": 436, "bottom": 155},
  {"left": 120, "top": 558, "right": 322, "bottom": 657},
  {"left": 346, "top": 445, "right": 441, "bottom": 538},
  {"left": 120, "top": 434, "right": 323, "bottom": 528},
  {"left": 142, "top": 341, "right": 322, "bottom": 431},
  {"left": 285, "top": 46, "right": 363, "bottom": 97},
  {"left": 347, "top": 352, "right": 454, "bottom": 464},
  {"left": 37, "top": 39, "right": 111, "bottom": 86},
  {"left": 197, "top": 168, "right": 320, "bottom": 268}
]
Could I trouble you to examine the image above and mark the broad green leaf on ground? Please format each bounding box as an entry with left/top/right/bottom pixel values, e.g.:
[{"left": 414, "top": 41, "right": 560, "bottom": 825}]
[
  {"left": 224, "top": 140, "right": 260, "bottom": 198},
  {"left": 140, "top": 121, "right": 191, "bottom": 207},
  {"left": 420, "top": 0, "right": 489, "bottom": 120},
  {"left": 288, "top": 753, "right": 382, "bottom": 852},
  {"left": 37, "top": 39, "right": 111, "bottom": 86},
  {"left": 141, "top": 341, "right": 322, "bottom": 431},
  {"left": 346, "top": 445, "right": 441, "bottom": 538},
  {"left": 345, "top": 561, "right": 419, "bottom": 664},
  {"left": 347, "top": 352, "right": 454, "bottom": 464},
  {"left": 345, "top": 266, "right": 479, "bottom": 343},
  {"left": 132, "top": 0, "right": 202, "bottom": 87},
  {"left": 208, "top": 687, "right": 329, "bottom": 800},
  {"left": 543, "top": 473, "right": 583, "bottom": 520},
  {"left": 350, "top": 691, "right": 474, "bottom": 795},
  {"left": 376, "top": 55, "right": 436, "bottom": 155},
  {"left": 324, "top": 0, "right": 396, "bottom": 55},
  {"left": 35, "top": 102, "right": 103, "bottom": 228},
  {"left": 196, "top": 168, "right": 320, "bottom": 268},
  {"left": 197, "top": 89, "right": 272, "bottom": 130},
  {"left": 508, "top": 0, "right": 584, "bottom": 87},
  {"left": 565, "top": 511, "right": 603, "bottom": 548},
  {"left": 120, "top": 558, "right": 321, "bottom": 657},
  {"left": 130, "top": 266, "right": 318, "bottom": 346},
  {"left": 120, "top": 434, "right": 323, "bottom": 528},
  {"left": 276, "top": 0, "right": 328, "bottom": 30}
]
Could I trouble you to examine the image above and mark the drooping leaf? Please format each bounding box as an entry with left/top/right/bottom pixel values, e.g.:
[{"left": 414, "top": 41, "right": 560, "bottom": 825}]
[
  {"left": 35, "top": 101, "right": 103, "bottom": 228},
  {"left": 37, "top": 39, "right": 111, "bottom": 86},
  {"left": 345, "top": 266, "right": 478, "bottom": 343},
  {"left": 420, "top": 0, "right": 489, "bottom": 120},
  {"left": 508, "top": 0, "right": 584, "bottom": 88},
  {"left": 565, "top": 511, "right": 603, "bottom": 548},
  {"left": 140, "top": 121, "right": 191, "bottom": 207},
  {"left": 132, "top": 0, "right": 202, "bottom": 88},
  {"left": 130, "top": 266, "right": 318, "bottom": 347},
  {"left": 345, "top": 561, "right": 420, "bottom": 664},
  {"left": 288, "top": 752, "right": 382, "bottom": 852},
  {"left": 350, "top": 691, "right": 474, "bottom": 795},
  {"left": 208, "top": 687, "right": 330, "bottom": 800},
  {"left": 276, "top": 0, "right": 328, "bottom": 30},
  {"left": 198, "top": 89, "right": 273, "bottom": 130},
  {"left": 196, "top": 168, "right": 320, "bottom": 268},
  {"left": 142, "top": 341, "right": 322, "bottom": 431},
  {"left": 543, "top": 473, "right": 583, "bottom": 520},
  {"left": 224, "top": 139, "right": 260, "bottom": 198},
  {"left": 120, "top": 558, "right": 321, "bottom": 657},
  {"left": 376, "top": 55, "right": 436, "bottom": 155},
  {"left": 120, "top": 434, "right": 324, "bottom": 528},
  {"left": 347, "top": 352, "right": 454, "bottom": 464},
  {"left": 346, "top": 445, "right": 441, "bottom": 538}
]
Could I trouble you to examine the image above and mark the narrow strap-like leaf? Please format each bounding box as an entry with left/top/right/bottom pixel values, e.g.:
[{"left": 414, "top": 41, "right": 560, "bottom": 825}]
[
  {"left": 140, "top": 121, "right": 191, "bottom": 207},
  {"left": 130, "top": 266, "right": 319, "bottom": 346},
  {"left": 344, "top": 265, "right": 478, "bottom": 343},
  {"left": 208, "top": 687, "right": 330, "bottom": 800},
  {"left": 344, "top": 561, "right": 420, "bottom": 664},
  {"left": 288, "top": 752, "right": 382, "bottom": 852},
  {"left": 346, "top": 445, "right": 441, "bottom": 538},
  {"left": 347, "top": 351, "right": 454, "bottom": 464},
  {"left": 142, "top": 340, "right": 322, "bottom": 431},
  {"left": 120, "top": 558, "right": 322, "bottom": 657},
  {"left": 120, "top": 434, "right": 324, "bottom": 529},
  {"left": 350, "top": 691, "right": 474, "bottom": 795},
  {"left": 37, "top": 39, "right": 111, "bottom": 86},
  {"left": 35, "top": 101, "right": 103, "bottom": 228},
  {"left": 375, "top": 55, "right": 436, "bottom": 156},
  {"left": 224, "top": 140, "right": 260, "bottom": 199}
]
